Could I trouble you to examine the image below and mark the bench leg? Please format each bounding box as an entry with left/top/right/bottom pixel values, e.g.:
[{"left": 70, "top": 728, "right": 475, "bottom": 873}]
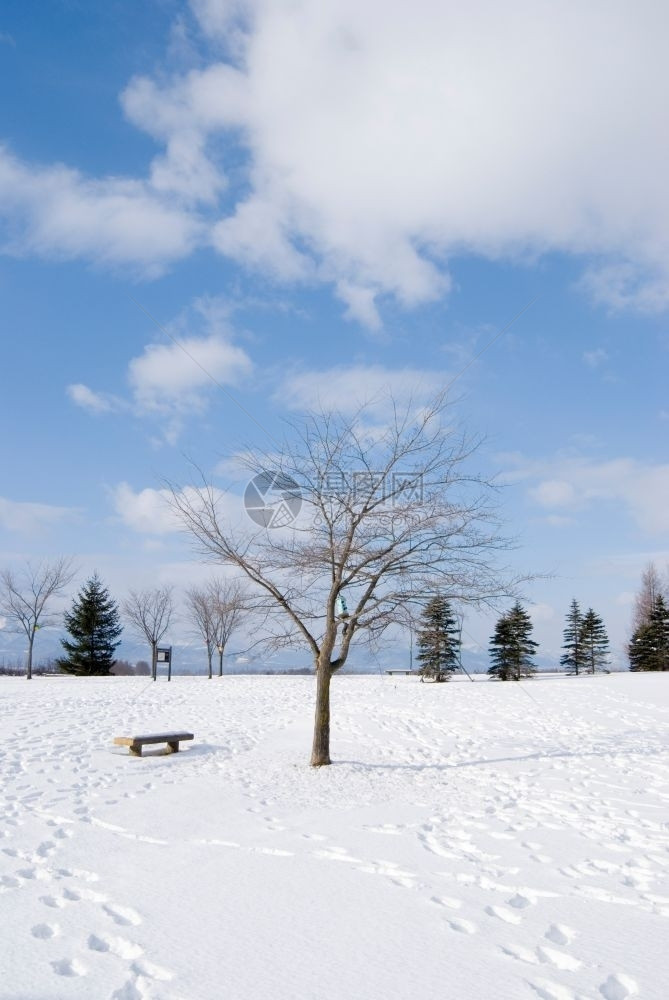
[
  {"left": 166, "top": 741, "right": 179, "bottom": 753},
  {"left": 129, "top": 744, "right": 142, "bottom": 757}
]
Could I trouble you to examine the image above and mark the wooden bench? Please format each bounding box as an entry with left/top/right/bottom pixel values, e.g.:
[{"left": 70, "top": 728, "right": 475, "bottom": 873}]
[{"left": 113, "top": 732, "right": 194, "bottom": 757}]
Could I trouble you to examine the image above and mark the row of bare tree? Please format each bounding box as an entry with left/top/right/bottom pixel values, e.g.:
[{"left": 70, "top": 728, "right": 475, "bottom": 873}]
[{"left": 0, "top": 561, "right": 249, "bottom": 680}]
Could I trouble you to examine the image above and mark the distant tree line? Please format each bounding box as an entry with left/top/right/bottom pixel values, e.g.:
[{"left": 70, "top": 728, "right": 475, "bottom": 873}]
[
  {"left": 0, "top": 561, "right": 249, "bottom": 679},
  {"left": 1, "top": 559, "right": 666, "bottom": 682},
  {"left": 414, "top": 594, "right": 611, "bottom": 682}
]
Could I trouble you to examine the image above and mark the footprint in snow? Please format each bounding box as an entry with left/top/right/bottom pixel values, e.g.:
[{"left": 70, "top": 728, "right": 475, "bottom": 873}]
[
  {"left": 40, "top": 894, "right": 67, "bottom": 909},
  {"left": 17, "top": 867, "right": 51, "bottom": 882},
  {"left": 430, "top": 895, "right": 462, "bottom": 910},
  {"left": 131, "top": 958, "right": 174, "bottom": 981},
  {"left": 103, "top": 903, "right": 142, "bottom": 926},
  {"left": 445, "top": 917, "right": 477, "bottom": 934},
  {"left": 485, "top": 904, "right": 522, "bottom": 924},
  {"left": 314, "top": 848, "right": 363, "bottom": 863},
  {"left": 88, "top": 934, "right": 143, "bottom": 959},
  {"left": 500, "top": 943, "right": 539, "bottom": 964},
  {"left": 536, "top": 945, "right": 581, "bottom": 971},
  {"left": 599, "top": 973, "right": 639, "bottom": 1000},
  {"left": 528, "top": 975, "right": 578, "bottom": 999},
  {"left": 52, "top": 957, "right": 87, "bottom": 977},
  {"left": 32, "top": 922, "right": 60, "bottom": 939},
  {"left": 508, "top": 892, "right": 535, "bottom": 909},
  {"left": 56, "top": 867, "right": 99, "bottom": 882},
  {"left": 545, "top": 924, "right": 574, "bottom": 946}
]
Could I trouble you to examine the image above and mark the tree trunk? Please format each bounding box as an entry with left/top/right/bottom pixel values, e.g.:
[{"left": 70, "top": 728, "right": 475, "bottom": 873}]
[
  {"left": 310, "top": 662, "right": 332, "bottom": 766},
  {"left": 26, "top": 633, "right": 34, "bottom": 680},
  {"left": 207, "top": 652, "right": 212, "bottom": 679},
  {"left": 151, "top": 642, "right": 157, "bottom": 682},
  {"left": 218, "top": 646, "right": 224, "bottom": 677}
]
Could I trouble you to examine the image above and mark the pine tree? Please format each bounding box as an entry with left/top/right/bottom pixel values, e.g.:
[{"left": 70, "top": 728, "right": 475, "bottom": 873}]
[
  {"left": 58, "top": 574, "right": 122, "bottom": 676},
  {"left": 488, "top": 602, "right": 537, "bottom": 681},
  {"left": 629, "top": 622, "right": 653, "bottom": 672},
  {"left": 560, "top": 599, "right": 586, "bottom": 675},
  {"left": 416, "top": 596, "right": 460, "bottom": 681},
  {"left": 580, "top": 608, "right": 610, "bottom": 674},
  {"left": 488, "top": 614, "right": 516, "bottom": 681},
  {"left": 629, "top": 594, "right": 669, "bottom": 671}
]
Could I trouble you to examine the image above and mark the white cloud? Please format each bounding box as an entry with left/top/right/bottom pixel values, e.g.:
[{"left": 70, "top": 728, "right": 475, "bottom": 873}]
[
  {"left": 128, "top": 334, "right": 252, "bottom": 413},
  {"left": 510, "top": 454, "right": 669, "bottom": 535},
  {"left": 582, "top": 348, "right": 609, "bottom": 368},
  {"left": 177, "top": 0, "right": 669, "bottom": 316},
  {"left": 579, "top": 260, "right": 669, "bottom": 314},
  {"left": 277, "top": 364, "right": 448, "bottom": 416},
  {"left": 190, "top": 0, "right": 247, "bottom": 38},
  {"left": 112, "top": 482, "right": 247, "bottom": 536},
  {"left": 0, "top": 497, "right": 77, "bottom": 534},
  {"left": 121, "top": 63, "right": 250, "bottom": 203},
  {"left": 0, "top": 146, "right": 201, "bottom": 275},
  {"left": 69, "top": 298, "right": 253, "bottom": 441},
  {"left": 530, "top": 480, "right": 577, "bottom": 508},
  {"left": 4, "top": 2, "right": 669, "bottom": 319},
  {"left": 335, "top": 282, "right": 382, "bottom": 330},
  {"left": 211, "top": 197, "right": 311, "bottom": 280},
  {"left": 111, "top": 484, "right": 180, "bottom": 535},
  {"left": 66, "top": 383, "right": 119, "bottom": 414}
]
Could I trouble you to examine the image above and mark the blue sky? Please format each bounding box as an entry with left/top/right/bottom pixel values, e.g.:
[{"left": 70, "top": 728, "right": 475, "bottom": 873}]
[{"left": 1, "top": 1, "right": 668, "bottom": 670}]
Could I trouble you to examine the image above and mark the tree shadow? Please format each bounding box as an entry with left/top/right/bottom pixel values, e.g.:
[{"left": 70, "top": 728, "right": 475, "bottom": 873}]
[{"left": 335, "top": 743, "right": 659, "bottom": 772}]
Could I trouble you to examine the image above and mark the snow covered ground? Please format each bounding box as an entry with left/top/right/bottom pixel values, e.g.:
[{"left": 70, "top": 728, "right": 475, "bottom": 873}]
[{"left": 0, "top": 673, "right": 667, "bottom": 1000}]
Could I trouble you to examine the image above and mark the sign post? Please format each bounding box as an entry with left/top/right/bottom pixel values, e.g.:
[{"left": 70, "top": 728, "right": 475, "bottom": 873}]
[{"left": 156, "top": 646, "right": 172, "bottom": 682}]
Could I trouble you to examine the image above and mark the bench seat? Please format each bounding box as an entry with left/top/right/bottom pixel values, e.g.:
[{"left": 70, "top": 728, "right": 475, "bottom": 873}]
[{"left": 114, "top": 732, "right": 194, "bottom": 756}]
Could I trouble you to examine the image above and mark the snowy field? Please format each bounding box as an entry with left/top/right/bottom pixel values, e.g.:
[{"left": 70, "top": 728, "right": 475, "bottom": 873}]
[{"left": 1, "top": 673, "right": 668, "bottom": 1000}]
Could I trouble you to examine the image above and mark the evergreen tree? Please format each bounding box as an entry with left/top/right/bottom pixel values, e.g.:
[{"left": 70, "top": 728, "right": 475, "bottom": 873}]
[
  {"left": 58, "top": 574, "right": 122, "bottom": 676},
  {"left": 629, "top": 622, "right": 653, "bottom": 672},
  {"left": 488, "top": 602, "right": 537, "bottom": 681},
  {"left": 560, "top": 599, "right": 586, "bottom": 675},
  {"left": 488, "top": 613, "right": 516, "bottom": 681},
  {"left": 629, "top": 594, "right": 669, "bottom": 671},
  {"left": 580, "top": 608, "right": 610, "bottom": 674},
  {"left": 415, "top": 596, "right": 460, "bottom": 682}
]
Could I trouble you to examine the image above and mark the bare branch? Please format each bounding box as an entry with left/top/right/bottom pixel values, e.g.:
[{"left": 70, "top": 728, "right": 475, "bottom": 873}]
[
  {"left": 122, "top": 587, "right": 174, "bottom": 681},
  {"left": 0, "top": 558, "right": 76, "bottom": 679}
]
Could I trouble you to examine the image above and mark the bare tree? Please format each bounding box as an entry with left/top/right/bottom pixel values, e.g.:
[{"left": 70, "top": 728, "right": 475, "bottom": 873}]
[
  {"left": 0, "top": 558, "right": 76, "bottom": 679},
  {"left": 208, "top": 578, "right": 248, "bottom": 676},
  {"left": 184, "top": 585, "right": 216, "bottom": 679},
  {"left": 632, "top": 562, "right": 668, "bottom": 630},
  {"left": 122, "top": 587, "right": 174, "bottom": 681},
  {"left": 185, "top": 579, "right": 248, "bottom": 677},
  {"left": 171, "top": 394, "right": 523, "bottom": 765}
]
